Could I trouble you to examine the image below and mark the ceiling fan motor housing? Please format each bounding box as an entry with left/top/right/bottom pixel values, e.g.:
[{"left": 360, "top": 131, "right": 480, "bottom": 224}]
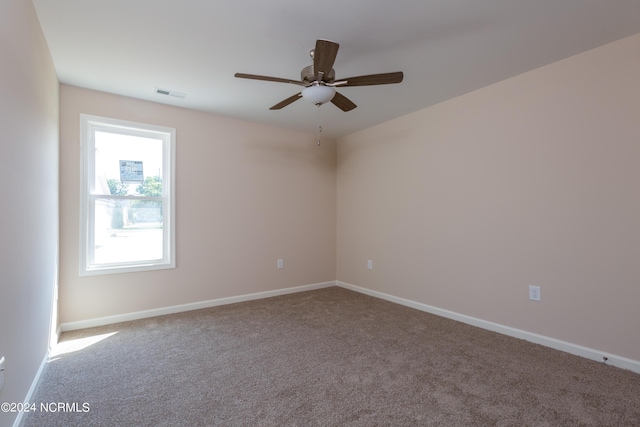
[{"left": 301, "top": 65, "right": 335, "bottom": 83}]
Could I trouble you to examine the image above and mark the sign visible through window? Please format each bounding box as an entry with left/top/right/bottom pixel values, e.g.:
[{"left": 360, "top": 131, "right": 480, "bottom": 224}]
[{"left": 119, "top": 160, "right": 144, "bottom": 183}]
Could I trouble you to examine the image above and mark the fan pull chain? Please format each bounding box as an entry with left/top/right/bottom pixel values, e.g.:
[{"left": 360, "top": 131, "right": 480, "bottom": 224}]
[{"left": 316, "top": 105, "right": 322, "bottom": 146}]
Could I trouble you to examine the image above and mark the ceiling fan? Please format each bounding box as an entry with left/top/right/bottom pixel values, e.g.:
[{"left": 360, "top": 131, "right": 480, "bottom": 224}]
[{"left": 235, "top": 39, "right": 403, "bottom": 112}]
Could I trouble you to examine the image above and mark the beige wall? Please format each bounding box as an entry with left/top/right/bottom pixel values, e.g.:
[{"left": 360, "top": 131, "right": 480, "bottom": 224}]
[
  {"left": 337, "top": 33, "right": 640, "bottom": 361},
  {"left": 0, "top": 0, "right": 59, "bottom": 424},
  {"left": 59, "top": 86, "right": 336, "bottom": 324}
]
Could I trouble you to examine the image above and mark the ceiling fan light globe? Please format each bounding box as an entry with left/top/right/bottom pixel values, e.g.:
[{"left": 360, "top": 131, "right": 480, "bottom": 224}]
[{"left": 301, "top": 85, "right": 336, "bottom": 105}]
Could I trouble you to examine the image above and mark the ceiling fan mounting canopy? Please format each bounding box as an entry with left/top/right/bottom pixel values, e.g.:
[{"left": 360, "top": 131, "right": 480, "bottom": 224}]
[{"left": 234, "top": 39, "right": 403, "bottom": 112}]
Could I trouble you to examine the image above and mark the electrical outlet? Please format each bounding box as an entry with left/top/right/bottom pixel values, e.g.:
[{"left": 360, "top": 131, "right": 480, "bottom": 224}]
[
  {"left": 529, "top": 286, "right": 541, "bottom": 302},
  {"left": 0, "top": 356, "right": 5, "bottom": 390},
  {"left": 367, "top": 260, "right": 373, "bottom": 270},
  {"left": 277, "top": 259, "right": 284, "bottom": 269}
]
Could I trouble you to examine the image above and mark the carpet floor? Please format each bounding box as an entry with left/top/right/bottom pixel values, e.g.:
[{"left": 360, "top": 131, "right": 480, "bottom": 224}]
[{"left": 24, "top": 287, "right": 640, "bottom": 426}]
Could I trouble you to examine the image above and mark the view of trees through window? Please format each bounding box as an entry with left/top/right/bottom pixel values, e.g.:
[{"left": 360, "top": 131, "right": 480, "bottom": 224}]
[{"left": 106, "top": 176, "right": 163, "bottom": 229}]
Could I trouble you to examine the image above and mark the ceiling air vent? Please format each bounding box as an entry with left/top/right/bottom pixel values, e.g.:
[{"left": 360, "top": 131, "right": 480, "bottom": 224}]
[{"left": 154, "top": 88, "right": 186, "bottom": 99}]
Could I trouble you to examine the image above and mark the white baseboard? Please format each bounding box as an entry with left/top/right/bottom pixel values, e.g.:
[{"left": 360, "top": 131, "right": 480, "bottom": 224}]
[
  {"left": 58, "top": 279, "right": 640, "bottom": 374},
  {"left": 336, "top": 281, "right": 640, "bottom": 375},
  {"left": 13, "top": 352, "right": 49, "bottom": 427},
  {"left": 60, "top": 281, "right": 336, "bottom": 332}
]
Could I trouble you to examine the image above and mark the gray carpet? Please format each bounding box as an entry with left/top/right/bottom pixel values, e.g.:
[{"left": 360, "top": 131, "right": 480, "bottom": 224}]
[{"left": 24, "top": 287, "right": 640, "bottom": 426}]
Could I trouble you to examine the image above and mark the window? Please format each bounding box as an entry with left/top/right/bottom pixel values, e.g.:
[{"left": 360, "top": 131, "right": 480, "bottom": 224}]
[{"left": 80, "top": 114, "right": 175, "bottom": 275}]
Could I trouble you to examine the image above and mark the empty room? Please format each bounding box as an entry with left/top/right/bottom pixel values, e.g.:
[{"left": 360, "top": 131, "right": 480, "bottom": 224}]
[{"left": 1, "top": 1, "right": 640, "bottom": 426}]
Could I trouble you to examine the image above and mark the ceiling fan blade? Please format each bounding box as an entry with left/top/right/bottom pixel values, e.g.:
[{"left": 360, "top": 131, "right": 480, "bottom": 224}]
[
  {"left": 333, "top": 71, "right": 404, "bottom": 87},
  {"left": 313, "top": 40, "right": 339, "bottom": 82},
  {"left": 235, "top": 73, "right": 307, "bottom": 87},
  {"left": 331, "top": 92, "right": 357, "bottom": 112},
  {"left": 269, "top": 93, "right": 302, "bottom": 110}
]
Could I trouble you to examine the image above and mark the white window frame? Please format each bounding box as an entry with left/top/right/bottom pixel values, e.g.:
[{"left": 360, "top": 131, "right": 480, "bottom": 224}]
[{"left": 79, "top": 114, "right": 176, "bottom": 275}]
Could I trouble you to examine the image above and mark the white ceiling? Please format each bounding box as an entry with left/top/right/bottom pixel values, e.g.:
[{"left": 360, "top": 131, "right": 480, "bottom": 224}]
[{"left": 32, "top": 0, "right": 640, "bottom": 139}]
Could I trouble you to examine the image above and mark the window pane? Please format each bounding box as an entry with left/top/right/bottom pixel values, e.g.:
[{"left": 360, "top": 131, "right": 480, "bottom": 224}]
[
  {"left": 93, "top": 198, "right": 164, "bottom": 265},
  {"left": 94, "top": 131, "right": 163, "bottom": 196}
]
